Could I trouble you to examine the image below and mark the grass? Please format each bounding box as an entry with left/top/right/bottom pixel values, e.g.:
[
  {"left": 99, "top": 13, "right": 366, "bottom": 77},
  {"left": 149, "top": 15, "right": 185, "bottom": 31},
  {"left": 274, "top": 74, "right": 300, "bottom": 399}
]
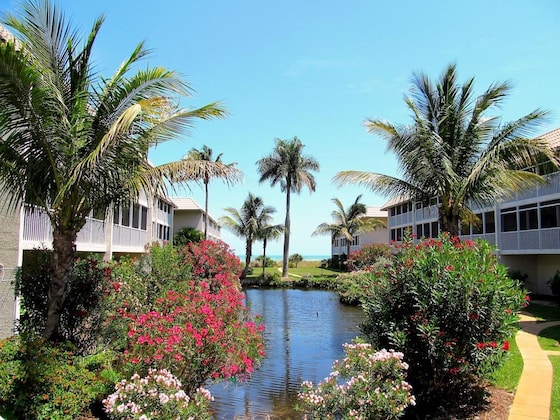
[
  {"left": 524, "top": 301, "right": 560, "bottom": 322},
  {"left": 551, "top": 356, "right": 560, "bottom": 420},
  {"left": 538, "top": 325, "right": 560, "bottom": 351},
  {"left": 491, "top": 333, "right": 523, "bottom": 391}
]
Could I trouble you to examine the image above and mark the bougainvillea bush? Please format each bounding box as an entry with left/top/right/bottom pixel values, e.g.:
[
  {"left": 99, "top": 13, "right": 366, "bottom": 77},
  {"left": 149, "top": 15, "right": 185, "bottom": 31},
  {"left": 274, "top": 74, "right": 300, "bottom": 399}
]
[
  {"left": 119, "top": 240, "right": 265, "bottom": 395},
  {"left": 360, "top": 234, "right": 526, "bottom": 415},
  {"left": 297, "top": 339, "right": 415, "bottom": 419}
]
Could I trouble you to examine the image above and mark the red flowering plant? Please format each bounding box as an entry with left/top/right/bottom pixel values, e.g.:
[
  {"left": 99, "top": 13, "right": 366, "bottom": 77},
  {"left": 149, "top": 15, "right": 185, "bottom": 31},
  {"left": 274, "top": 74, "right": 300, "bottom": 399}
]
[
  {"left": 360, "top": 233, "right": 526, "bottom": 416},
  {"left": 121, "top": 241, "right": 265, "bottom": 395}
]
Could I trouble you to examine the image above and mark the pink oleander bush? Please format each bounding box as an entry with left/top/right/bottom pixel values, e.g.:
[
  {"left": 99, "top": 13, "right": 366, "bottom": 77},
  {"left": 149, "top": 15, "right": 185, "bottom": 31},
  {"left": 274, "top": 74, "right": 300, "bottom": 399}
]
[
  {"left": 119, "top": 241, "right": 265, "bottom": 394},
  {"left": 103, "top": 368, "right": 213, "bottom": 420},
  {"left": 297, "top": 339, "right": 415, "bottom": 419},
  {"left": 361, "top": 234, "right": 527, "bottom": 416}
]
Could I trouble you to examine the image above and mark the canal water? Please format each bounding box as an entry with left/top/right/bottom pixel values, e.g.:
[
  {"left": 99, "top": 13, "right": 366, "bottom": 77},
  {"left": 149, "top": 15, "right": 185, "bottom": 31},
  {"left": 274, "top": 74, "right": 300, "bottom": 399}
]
[{"left": 209, "top": 288, "right": 365, "bottom": 419}]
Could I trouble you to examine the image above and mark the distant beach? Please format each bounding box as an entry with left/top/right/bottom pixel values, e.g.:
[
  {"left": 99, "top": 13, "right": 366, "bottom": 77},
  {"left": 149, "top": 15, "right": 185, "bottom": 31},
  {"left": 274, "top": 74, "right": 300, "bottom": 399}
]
[{"left": 237, "top": 254, "right": 331, "bottom": 262}]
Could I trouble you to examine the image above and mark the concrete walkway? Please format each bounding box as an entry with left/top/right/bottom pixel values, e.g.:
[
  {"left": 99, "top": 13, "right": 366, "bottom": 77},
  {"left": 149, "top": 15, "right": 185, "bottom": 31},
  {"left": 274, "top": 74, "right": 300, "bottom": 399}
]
[{"left": 508, "top": 314, "right": 560, "bottom": 419}]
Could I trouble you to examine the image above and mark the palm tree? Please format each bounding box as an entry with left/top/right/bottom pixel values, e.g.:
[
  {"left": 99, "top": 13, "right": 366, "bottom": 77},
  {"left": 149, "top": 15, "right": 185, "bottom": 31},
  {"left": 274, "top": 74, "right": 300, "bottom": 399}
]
[
  {"left": 334, "top": 63, "right": 558, "bottom": 237},
  {"left": 182, "top": 145, "right": 242, "bottom": 240},
  {"left": 220, "top": 193, "right": 275, "bottom": 278},
  {"left": 313, "top": 195, "right": 386, "bottom": 261},
  {"left": 0, "top": 0, "right": 225, "bottom": 339},
  {"left": 257, "top": 221, "right": 284, "bottom": 277},
  {"left": 257, "top": 137, "right": 319, "bottom": 277}
]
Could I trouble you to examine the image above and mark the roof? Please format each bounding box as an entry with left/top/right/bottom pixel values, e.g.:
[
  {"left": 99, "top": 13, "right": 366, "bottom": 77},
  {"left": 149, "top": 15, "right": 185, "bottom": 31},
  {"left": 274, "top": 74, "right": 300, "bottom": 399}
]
[
  {"left": 539, "top": 127, "right": 560, "bottom": 151},
  {"left": 171, "top": 197, "right": 218, "bottom": 223},
  {"left": 365, "top": 206, "right": 388, "bottom": 218},
  {"left": 171, "top": 197, "right": 203, "bottom": 210}
]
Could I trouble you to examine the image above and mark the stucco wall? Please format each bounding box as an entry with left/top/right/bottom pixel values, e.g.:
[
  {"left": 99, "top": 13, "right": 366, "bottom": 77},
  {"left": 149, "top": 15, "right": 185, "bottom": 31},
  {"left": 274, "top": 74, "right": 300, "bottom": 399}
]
[
  {"left": 500, "top": 254, "right": 560, "bottom": 296},
  {"left": 0, "top": 205, "right": 21, "bottom": 338}
]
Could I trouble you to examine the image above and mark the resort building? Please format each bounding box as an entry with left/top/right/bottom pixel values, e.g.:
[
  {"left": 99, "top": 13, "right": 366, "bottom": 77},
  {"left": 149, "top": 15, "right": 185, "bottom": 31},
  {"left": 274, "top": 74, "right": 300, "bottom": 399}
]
[
  {"left": 172, "top": 197, "right": 222, "bottom": 242},
  {"left": 382, "top": 127, "right": 560, "bottom": 295},
  {"left": 331, "top": 206, "right": 389, "bottom": 264}
]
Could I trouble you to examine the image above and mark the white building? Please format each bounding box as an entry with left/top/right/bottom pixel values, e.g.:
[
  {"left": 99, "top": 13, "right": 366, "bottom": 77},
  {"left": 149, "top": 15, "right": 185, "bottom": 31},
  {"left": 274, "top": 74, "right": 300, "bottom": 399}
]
[
  {"left": 331, "top": 206, "right": 389, "bottom": 263},
  {"left": 382, "top": 127, "right": 560, "bottom": 295},
  {"left": 172, "top": 197, "right": 221, "bottom": 242}
]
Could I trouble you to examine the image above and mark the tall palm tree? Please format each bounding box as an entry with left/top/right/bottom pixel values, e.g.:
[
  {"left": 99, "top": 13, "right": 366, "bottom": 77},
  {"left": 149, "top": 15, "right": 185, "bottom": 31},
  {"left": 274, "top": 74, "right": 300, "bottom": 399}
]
[
  {"left": 257, "top": 221, "right": 284, "bottom": 278},
  {"left": 334, "top": 63, "right": 557, "bottom": 237},
  {"left": 313, "top": 195, "right": 386, "bottom": 260},
  {"left": 0, "top": 0, "right": 225, "bottom": 339},
  {"left": 182, "top": 145, "right": 242, "bottom": 240},
  {"left": 220, "top": 193, "right": 275, "bottom": 278},
  {"left": 257, "top": 137, "right": 319, "bottom": 277}
]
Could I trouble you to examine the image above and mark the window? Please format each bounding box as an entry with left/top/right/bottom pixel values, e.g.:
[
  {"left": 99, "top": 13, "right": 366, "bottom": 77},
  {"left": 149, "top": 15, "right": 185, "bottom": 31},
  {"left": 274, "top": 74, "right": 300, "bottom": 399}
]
[
  {"left": 501, "top": 207, "right": 517, "bottom": 232},
  {"left": 92, "top": 207, "right": 105, "bottom": 221},
  {"left": 431, "top": 221, "right": 438, "bottom": 238},
  {"left": 541, "top": 200, "right": 560, "bottom": 228},
  {"left": 416, "top": 224, "right": 423, "bottom": 238},
  {"left": 484, "top": 211, "right": 495, "bottom": 233},
  {"left": 391, "top": 229, "right": 396, "bottom": 241},
  {"left": 396, "top": 205, "right": 402, "bottom": 215},
  {"left": 132, "top": 204, "right": 140, "bottom": 229},
  {"left": 390, "top": 207, "right": 396, "bottom": 216},
  {"left": 121, "top": 206, "right": 131, "bottom": 227},
  {"left": 141, "top": 206, "right": 148, "bottom": 230},
  {"left": 472, "top": 213, "right": 483, "bottom": 235},
  {"left": 460, "top": 222, "right": 470, "bottom": 236},
  {"left": 519, "top": 204, "right": 538, "bottom": 231},
  {"left": 423, "top": 223, "right": 430, "bottom": 238}
]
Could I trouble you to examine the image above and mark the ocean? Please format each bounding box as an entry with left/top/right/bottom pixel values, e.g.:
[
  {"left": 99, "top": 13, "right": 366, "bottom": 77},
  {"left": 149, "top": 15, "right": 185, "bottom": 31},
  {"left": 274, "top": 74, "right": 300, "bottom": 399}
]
[{"left": 237, "top": 254, "right": 331, "bottom": 262}]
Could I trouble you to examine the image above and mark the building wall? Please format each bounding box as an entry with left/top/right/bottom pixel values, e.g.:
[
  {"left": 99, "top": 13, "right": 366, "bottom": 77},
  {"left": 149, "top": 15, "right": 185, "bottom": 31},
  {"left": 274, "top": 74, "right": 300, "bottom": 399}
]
[{"left": 0, "top": 204, "right": 21, "bottom": 338}]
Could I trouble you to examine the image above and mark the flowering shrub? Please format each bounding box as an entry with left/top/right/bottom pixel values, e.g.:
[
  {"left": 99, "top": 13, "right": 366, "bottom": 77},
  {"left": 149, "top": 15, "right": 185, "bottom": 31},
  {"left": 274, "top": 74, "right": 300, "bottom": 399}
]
[
  {"left": 103, "top": 368, "right": 212, "bottom": 420},
  {"left": 347, "top": 244, "right": 392, "bottom": 271},
  {"left": 179, "top": 240, "right": 243, "bottom": 285},
  {"left": 297, "top": 339, "right": 415, "bottom": 419},
  {"left": 361, "top": 234, "right": 526, "bottom": 414},
  {"left": 122, "top": 241, "right": 265, "bottom": 394}
]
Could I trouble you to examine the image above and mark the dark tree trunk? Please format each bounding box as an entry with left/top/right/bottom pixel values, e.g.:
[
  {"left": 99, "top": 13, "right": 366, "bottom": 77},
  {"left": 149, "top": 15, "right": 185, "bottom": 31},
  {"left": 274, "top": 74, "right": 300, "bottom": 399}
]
[
  {"left": 262, "top": 238, "right": 268, "bottom": 278},
  {"left": 45, "top": 226, "right": 78, "bottom": 340},
  {"left": 282, "top": 188, "right": 291, "bottom": 277},
  {"left": 242, "top": 237, "right": 252, "bottom": 279},
  {"left": 439, "top": 210, "right": 460, "bottom": 237},
  {"left": 204, "top": 179, "right": 209, "bottom": 241}
]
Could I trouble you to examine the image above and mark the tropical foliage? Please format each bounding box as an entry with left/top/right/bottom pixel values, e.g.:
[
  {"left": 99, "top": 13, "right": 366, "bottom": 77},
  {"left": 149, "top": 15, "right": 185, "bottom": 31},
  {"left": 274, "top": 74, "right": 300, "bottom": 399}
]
[
  {"left": 181, "top": 145, "right": 242, "bottom": 240},
  {"left": 360, "top": 234, "right": 526, "bottom": 416},
  {"left": 257, "top": 137, "right": 319, "bottom": 276},
  {"left": 334, "top": 63, "right": 557, "bottom": 236},
  {"left": 220, "top": 193, "right": 276, "bottom": 278},
  {"left": 313, "top": 195, "right": 385, "bottom": 264},
  {"left": 0, "top": 0, "right": 225, "bottom": 339}
]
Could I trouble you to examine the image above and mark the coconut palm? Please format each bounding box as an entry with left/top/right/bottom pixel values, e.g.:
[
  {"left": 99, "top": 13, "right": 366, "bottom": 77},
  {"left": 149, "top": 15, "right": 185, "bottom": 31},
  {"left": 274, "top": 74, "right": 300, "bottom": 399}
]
[
  {"left": 0, "top": 0, "right": 225, "bottom": 339},
  {"left": 220, "top": 193, "right": 275, "bottom": 278},
  {"left": 313, "top": 195, "right": 386, "bottom": 260},
  {"left": 257, "top": 137, "right": 319, "bottom": 277},
  {"left": 182, "top": 145, "right": 242, "bottom": 240},
  {"left": 334, "top": 63, "right": 557, "bottom": 236},
  {"left": 257, "top": 221, "right": 284, "bottom": 277}
]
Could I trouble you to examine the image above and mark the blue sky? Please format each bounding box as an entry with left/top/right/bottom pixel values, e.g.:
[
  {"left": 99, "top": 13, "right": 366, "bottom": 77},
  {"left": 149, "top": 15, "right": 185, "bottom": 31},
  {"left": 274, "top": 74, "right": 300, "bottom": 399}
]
[{"left": 2, "top": 0, "right": 559, "bottom": 256}]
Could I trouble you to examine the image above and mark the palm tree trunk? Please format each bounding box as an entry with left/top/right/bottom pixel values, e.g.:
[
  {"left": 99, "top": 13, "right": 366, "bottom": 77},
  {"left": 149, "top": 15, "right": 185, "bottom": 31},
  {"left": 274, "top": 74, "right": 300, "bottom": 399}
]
[
  {"left": 346, "top": 239, "right": 351, "bottom": 267},
  {"left": 282, "top": 189, "right": 291, "bottom": 277},
  {"left": 242, "top": 238, "right": 252, "bottom": 279},
  {"left": 262, "top": 238, "right": 268, "bottom": 278},
  {"left": 439, "top": 210, "right": 460, "bottom": 237},
  {"left": 204, "top": 179, "right": 209, "bottom": 240},
  {"left": 45, "top": 226, "right": 78, "bottom": 340}
]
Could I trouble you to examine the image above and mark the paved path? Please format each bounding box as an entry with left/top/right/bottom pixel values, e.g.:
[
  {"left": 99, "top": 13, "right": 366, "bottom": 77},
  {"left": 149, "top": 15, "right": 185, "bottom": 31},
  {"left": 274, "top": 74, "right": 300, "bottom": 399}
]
[{"left": 508, "top": 314, "right": 560, "bottom": 419}]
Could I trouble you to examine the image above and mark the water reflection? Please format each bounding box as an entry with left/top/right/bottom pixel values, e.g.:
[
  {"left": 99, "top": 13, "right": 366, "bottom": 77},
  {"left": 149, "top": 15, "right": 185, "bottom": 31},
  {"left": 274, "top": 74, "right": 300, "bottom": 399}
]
[{"left": 210, "top": 289, "right": 365, "bottom": 419}]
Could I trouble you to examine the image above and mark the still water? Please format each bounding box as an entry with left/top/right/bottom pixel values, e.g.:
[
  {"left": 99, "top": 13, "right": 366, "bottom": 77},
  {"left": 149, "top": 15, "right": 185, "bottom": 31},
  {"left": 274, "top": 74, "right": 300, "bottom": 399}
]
[{"left": 209, "top": 289, "right": 365, "bottom": 419}]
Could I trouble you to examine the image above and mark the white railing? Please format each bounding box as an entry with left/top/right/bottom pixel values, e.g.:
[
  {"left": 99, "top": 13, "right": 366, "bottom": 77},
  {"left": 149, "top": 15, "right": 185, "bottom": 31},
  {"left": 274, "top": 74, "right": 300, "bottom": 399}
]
[{"left": 22, "top": 207, "right": 153, "bottom": 253}]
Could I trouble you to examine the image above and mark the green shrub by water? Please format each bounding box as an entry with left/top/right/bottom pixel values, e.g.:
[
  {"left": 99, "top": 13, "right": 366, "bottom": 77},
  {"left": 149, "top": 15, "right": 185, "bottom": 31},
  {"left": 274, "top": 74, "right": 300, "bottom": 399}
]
[{"left": 360, "top": 234, "right": 527, "bottom": 416}]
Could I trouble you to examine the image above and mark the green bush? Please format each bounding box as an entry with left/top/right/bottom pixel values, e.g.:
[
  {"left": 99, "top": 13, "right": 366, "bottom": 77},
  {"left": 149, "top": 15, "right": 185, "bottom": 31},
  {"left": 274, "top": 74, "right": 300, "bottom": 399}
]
[
  {"left": 347, "top": 243, "right": 392, "bottom": 271},
  {"left": 548, "top": 270, "right": 560, "bottom": 299},
  {"left": 360, "top": 234, "right": 526, "bottom": 416},
  {"left": 17, "top": 253, "right": 111, "bottom": 354},
  {"left": 0, "top": 335, "right": 101, "bottom": 420}
]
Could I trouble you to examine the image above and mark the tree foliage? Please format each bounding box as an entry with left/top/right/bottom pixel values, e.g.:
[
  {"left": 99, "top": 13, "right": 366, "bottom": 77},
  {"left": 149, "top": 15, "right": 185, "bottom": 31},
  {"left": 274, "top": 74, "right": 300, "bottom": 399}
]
[{"left": 335, "top": 63, "right": 558, "bottom": 236}]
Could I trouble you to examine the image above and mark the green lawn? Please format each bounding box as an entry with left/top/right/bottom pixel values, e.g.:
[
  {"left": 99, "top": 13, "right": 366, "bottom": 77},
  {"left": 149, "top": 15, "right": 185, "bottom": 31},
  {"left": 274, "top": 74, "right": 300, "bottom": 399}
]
[
  {"left": 491, "top": 333, "right": 523, "bottom": 391},
  {"left": 551, "top": 356, "right": 560, "bottom": 420}
]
